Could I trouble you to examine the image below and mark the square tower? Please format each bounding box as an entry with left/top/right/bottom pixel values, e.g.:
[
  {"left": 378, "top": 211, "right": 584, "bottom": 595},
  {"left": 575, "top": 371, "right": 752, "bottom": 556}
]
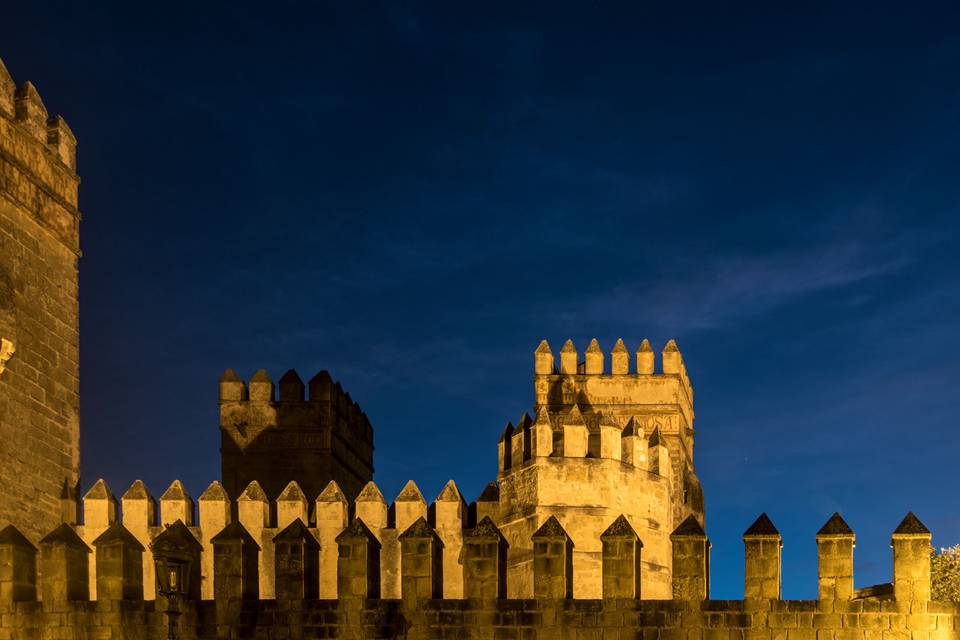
[
  {"left": 0, "top": 59, "right": 82, "bottom": 543},
  {"left": 218, "top": 368, "right": 374, "bottom": 502}
]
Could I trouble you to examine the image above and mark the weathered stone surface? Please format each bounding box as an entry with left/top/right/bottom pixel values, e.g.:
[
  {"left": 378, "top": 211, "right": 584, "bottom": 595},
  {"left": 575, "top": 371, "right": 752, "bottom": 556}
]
[
  {"left": 0, "top": 524, "right": 37, "bottom": 602},
  {"left": 336, "top": 518, "right": 381, "bottom": 599},
  {"left": 91, "top": 522, "right": 144, "bottom": 600},
  {"left": 744, "top": 513, "right": 782, "bottom": 600},
  {"left": 891, "top": 512, "right": 932, "bottom": 604},
  {"left": 272, "top": 519, "right": 319, "bottom": 600},
  {"left": 210, "top": 521, "right": 259, "bottom": 601},
  {"left": 219, "top": 367, "right": 374, "bottom": 502},
  {"left": 0, "top": 59, "right": 81, "bottom": 546},
  {"left": 495, "top": 338, "right": 704, "bottom": 599}
]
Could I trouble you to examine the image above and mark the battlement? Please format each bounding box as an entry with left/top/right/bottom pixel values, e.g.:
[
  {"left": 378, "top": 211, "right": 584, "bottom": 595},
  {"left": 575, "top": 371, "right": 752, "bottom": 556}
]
[
  {"left": 0, "top": 57, "right": 80, "bottom": 253},
  {"left": 497, "top": 406, "right": 667, "bottom": 473},
  {"left": 535, "top": 338, "right": 693, "bottom": 408},
  {"left": 218, "top": 368, "right": 374, "bottom": 501},
  {"left": 27, "top": 477, "right": 935, "bottom": 605},
  {"left": 1, "top": 485, "right": 951, "bottom": 640}
]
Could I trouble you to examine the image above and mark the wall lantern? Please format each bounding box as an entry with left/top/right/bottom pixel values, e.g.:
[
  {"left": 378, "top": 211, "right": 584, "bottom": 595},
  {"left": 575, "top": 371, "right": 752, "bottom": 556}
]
[{"left": 150, "top": 520, "right": 202, "bottom": 640}]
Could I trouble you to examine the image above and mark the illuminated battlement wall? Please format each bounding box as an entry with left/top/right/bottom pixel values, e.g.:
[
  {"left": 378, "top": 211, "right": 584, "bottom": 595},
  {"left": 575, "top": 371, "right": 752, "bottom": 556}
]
[{"left": 0, "top": 506, "right": 953, "bottom": 640}]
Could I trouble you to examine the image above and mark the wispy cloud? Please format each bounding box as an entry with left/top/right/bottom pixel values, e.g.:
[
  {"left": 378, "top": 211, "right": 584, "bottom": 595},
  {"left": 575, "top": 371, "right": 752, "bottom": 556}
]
[{"left": 585, "top": 234, "right": 918, "bottom": 332}]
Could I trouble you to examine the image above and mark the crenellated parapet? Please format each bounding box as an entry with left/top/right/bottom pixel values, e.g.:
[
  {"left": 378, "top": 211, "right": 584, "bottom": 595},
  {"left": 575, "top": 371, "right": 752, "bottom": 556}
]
[
  {"left": 45, "top": 478, "right": 941, "bottom": 610},
  {"left": 533, "top": 338, "right": 693, "bottom": 421},
  {"left": 2, "top": 505, "right": 955, "bottom": 640},
  {"left": 218, "top": 368, "right": 374, "bottom": 501},
  {"left": 0, "top": 58, "right": 80, "bottom": 253}
]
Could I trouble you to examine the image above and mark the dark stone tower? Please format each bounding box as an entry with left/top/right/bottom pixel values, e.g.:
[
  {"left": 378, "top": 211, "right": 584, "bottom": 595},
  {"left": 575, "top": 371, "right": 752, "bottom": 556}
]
[{"left": 218, "top": 368, "right": 374, "bottom": 501}]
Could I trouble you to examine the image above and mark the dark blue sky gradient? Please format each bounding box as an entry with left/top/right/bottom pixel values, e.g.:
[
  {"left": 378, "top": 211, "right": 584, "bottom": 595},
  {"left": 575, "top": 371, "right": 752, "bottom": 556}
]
[{"left": 4, "top": 2, "right": 960, "bottom": 599}]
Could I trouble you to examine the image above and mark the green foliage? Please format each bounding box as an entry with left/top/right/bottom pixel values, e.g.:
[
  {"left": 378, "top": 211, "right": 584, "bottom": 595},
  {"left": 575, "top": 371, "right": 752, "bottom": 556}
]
[{"left": 931, "top": 545, "right": 960, "bottom": 602}]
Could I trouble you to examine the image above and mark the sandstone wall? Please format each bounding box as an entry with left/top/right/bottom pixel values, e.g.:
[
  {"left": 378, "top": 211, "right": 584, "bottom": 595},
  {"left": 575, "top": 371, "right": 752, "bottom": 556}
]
[
  {"left": 0, "top": 58, "right": 81, "bottom": 544},
  {"left": 0, "top": 510, "right": 953, "bottom": 640}
]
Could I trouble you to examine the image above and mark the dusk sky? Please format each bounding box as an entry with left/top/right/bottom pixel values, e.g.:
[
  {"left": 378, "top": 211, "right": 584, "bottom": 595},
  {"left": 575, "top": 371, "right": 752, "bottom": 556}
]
[{"left": 4, "top": 2, "right": 960, "bottom": 598}]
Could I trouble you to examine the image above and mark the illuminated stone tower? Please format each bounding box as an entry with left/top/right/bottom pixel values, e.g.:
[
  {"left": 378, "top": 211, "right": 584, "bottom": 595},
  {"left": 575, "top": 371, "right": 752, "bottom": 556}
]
[
  {"left": 0, "top": 58, "right": 82, "bottom": 542},
  {"left": 494, "top": 338, "right": 704, "bottom": 599}
]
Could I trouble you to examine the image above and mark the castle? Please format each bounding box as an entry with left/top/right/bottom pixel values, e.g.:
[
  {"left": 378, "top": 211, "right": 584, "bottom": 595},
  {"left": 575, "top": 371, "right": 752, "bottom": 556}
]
[{"left": 0, "top": 58, "right": 957, "bottom": 640}]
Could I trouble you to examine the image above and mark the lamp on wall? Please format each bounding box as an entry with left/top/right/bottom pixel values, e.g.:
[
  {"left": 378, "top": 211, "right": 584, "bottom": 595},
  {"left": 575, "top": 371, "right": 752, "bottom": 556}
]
[{"left": 150, "top": 521, "right": 200, "bottom": 640}]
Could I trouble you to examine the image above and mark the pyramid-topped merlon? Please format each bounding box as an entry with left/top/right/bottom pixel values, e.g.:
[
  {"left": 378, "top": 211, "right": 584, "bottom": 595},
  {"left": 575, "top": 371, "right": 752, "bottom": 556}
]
[
  {"left": 317, "top": 480, "right": 348, "bottom": 504},
  {"left": 395, "top": 480, "right": 426, "bottom": 503},
  {"left": 436, "top": 480, "right": 463, "bottom": 503},
  {"left": 467, "top": 516, "right": 507, "bottom": 543},
  {"left": 239, "top": 481, "right": 268, "bottom": 503},
  {"left": 356, "top": 481, "right": 386, "bottom": 504},
  {"left": 210, "top": 521, "right": 259, "bottom": 548},
  {"left": 336, "top": 518, "right": 381, "bottom": 547},
  {"left": 0, "top": 524, "right": 37, "bottom": 550},
  {"left": 84, "top": 478, "right": 114, "bottom": 501},
  {"left": 893, "top": 512, "right": 930, "bottom": 536},
  {"left": 477, "top": 482, "right": 500, "bottom": 503},
  {"left": 92, "top": 522, "right": 144, "bottom": 551},
  {"left": 274, "top": 519, "right": 319, "bottom": 548},
  {"left": 399, "top": 517, "right": 443, "bottom": 545},
  {"left": 151, "top": 520, "right": 201, "bottom": 553},
  {"left": 671, "top": 515, "right": 707, "bottom": 539},
  {"left": 122, "top": 479, "right": 152, "bottom": 501},
  {"left": 39, "top": 523, "right": 90, "bottom": 551},
  {"left": 601, "top": 515, "right": 640, "bottom": 541},
  {"left": 278, "top": 481, "right": 307, "bottom": 503},
  {"left": 743, "top": 513, "right": 780, "bottom": 538},
  {"left": 532, "top": 515, "right": 571, "bottom": 541},
  {"left": 199, "top": 481, "right": 230, "bottom": 502},
  {"left": 817, "top": 512, "right": 854, "bottom": 537}
]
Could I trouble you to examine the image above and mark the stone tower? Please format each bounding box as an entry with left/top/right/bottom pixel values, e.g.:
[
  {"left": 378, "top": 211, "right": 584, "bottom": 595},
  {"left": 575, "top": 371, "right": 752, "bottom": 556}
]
[
  {"left": 218, "top": 368, "right": 374, "bottom": 501},
  {"left": 494, "top": 338, "right": 704, "bottom": 599},
  {"left": 0, "top": 58, "right": 82, "bottom": 542}
]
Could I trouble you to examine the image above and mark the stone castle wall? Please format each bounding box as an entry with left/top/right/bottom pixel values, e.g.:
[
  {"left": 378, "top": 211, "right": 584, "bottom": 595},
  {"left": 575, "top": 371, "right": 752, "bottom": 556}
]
[
  {"left": 0, "top": 58, "right": 81, "bottom": 544},
  {"left": 0, "top": 509, "right": 954, "bottom": 640}
]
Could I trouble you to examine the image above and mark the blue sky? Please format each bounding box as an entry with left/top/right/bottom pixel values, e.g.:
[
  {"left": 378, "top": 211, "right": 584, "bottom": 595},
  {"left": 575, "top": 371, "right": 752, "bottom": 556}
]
[{"left": 4, "top": 1, "right": 960, "bottom": 598}]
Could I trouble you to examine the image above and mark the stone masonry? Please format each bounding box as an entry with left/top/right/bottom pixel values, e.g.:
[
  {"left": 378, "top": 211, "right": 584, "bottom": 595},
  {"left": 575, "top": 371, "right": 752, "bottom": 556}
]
[
  {"left": 219, "top": 368, "right": 374, "bottom": 502},
  {"left": 0, "top": 58, "right": 81, "bottom": 544},
  {"left": 496, "top": 338, "right": 704, "bottom": 600},
  {"left": 1, "top": 509, "right": 955, "bottom": 640},
  {"left": 1, "top": 54, "right": 953, "bottom": 640}
]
